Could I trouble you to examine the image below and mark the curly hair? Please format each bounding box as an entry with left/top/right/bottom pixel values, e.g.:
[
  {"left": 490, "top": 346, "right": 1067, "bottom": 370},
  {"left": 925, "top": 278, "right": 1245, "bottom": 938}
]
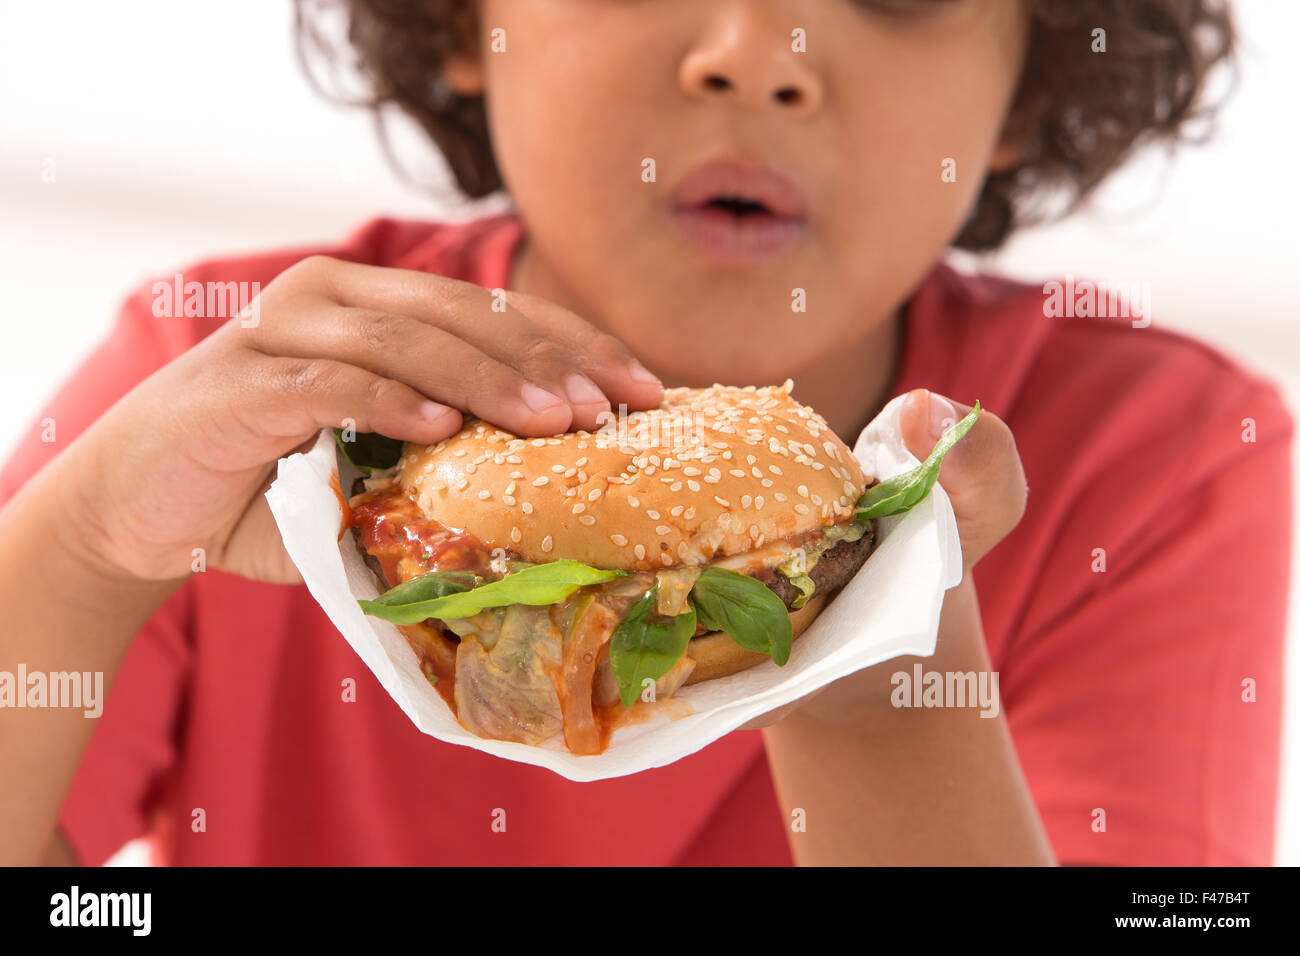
[{"left": 293, "top": 0, "right": 1235, "bottom": 251}]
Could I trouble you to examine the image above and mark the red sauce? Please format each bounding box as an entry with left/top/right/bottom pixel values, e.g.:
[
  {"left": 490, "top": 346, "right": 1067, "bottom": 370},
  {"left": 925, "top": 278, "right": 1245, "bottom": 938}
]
[
  {"left": 348, "top": 485, "right": 494, "bottom": 584},
  {"left": 348, "top": 485, "right": 496, "bottom": 712},
  {"left": 328, "top": 472, "right": 352, "bottom": 543}
]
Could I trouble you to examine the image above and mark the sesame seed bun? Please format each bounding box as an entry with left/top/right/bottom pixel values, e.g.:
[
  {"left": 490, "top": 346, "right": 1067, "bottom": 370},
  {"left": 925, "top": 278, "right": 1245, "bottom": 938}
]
[{"left": 395, "top": 381, "right": 868, "bottom": 571}]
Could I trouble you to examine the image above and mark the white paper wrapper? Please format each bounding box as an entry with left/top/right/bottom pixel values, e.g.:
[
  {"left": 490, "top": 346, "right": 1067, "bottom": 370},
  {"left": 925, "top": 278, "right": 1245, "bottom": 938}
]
[{"left": 265, "top": 393, "right": 963, "bottom": 781}]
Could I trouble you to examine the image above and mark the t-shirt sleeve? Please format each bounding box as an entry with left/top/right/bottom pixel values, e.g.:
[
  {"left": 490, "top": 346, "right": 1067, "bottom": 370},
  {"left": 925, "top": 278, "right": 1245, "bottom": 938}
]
[
  {"left": 1000, "top": 372, "right": 1293, "bottom": 865},
  {"left": 0, "top": 283, "right": 196, "bottom": 866}
]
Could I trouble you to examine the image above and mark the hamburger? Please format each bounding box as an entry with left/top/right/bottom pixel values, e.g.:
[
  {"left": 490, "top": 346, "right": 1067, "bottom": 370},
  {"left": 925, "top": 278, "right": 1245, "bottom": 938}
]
[{"left": 340, "top": 381, "right": 974, "bottom": 756}]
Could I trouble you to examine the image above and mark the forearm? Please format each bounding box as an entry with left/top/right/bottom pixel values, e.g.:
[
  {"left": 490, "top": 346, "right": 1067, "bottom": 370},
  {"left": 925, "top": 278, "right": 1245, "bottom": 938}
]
[
  {"left": 0, "top": 442, "right": 182, "bottom": 864},
  {"left": 761, "top": 578, "right": 1056, "bottom": 865}
]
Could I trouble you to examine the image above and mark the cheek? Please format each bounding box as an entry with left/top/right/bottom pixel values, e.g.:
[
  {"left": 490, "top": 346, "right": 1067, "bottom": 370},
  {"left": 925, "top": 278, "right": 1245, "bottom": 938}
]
[
  {"left": 828, "top": 30, "right": 1025, "bottom": 279},
  {"left": 480, "top": 10, "right": 650, "bottom": 233}
]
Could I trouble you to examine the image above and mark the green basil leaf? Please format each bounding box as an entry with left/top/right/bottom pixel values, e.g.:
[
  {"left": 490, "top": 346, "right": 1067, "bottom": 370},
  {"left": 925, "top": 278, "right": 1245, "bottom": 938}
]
[
  {"left": 690, "top": 567, "right": 794, "bottom": 666},
  {"left": 370, "top": 570, "right": 479, "bottom": 607},
  {"left": 333, "top": 429, "right": 404, "bottom": 473},
  {"left": 855, "top": 400, "right": 980, "bottom": 520},
  {"left": 358, "top": 559, "right": 627, "bottom": 625},
  {"left": 609, "top": 590, "right": 698, "bottom": 708}
]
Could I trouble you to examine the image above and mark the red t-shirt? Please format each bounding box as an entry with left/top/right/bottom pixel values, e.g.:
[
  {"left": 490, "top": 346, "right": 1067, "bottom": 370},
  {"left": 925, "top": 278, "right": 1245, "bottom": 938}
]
[{"left": 3, "top": 214, "right": 1290, "bottom": 865}]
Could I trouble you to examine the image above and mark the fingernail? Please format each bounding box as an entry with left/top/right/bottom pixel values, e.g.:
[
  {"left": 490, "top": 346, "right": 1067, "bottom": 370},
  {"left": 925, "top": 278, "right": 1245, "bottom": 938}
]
[
  {"left": 627, "top": 360, "right": 662, "bottom": 386},
  {"left": 564, "top": 374, "right": 607, "bottom": 406},
  {"left": 928, "top": 392, "right": 958, "bottom": 439},
  {"left": 521, "top": 383, "right": 566, "bottom": 414},
  {"left": 419, "top": 400, "right": 454, "bottom": 423}
]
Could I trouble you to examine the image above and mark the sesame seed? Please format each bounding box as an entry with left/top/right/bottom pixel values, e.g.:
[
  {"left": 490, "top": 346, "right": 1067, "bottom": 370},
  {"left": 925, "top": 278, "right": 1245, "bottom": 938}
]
[
  {"left": 684, "top": 506, "right": 696, "bottom": 519},
  {"left": 755, "top": 496, "right": 765, "bottom": 509},
  {"left": 670, "top": 505, "right": 683, "bottom": 516},
  {"left": 746, "top": 455, "right": 757, "bottom": 465},
  {"left": 579, "top": 515, "right": 597, "bottom": 526},
  {"left": 775, "top": 492, "right": 788, "bottom": 502},
  {"left": 457, "top": 479, "right": 469, "bottom": 492},
  {"left": 812, "top": 494, "right": 823, "bottom": 505},
  {"left": 464, "top": 462, "right": 477, "bottom": 474},
  {"left": 714, "top": 495, "right": 731, "bottom": 508},
  {"left": 628, "top": 496, "right": 640, "bottom": 508},
  {"left": 509, "top": 470, "right": 524, "bottom": 479},
  {"left": 575, "top": 457, "right": 587, "bottom": 467},
  {"left": 730, "top": 469, "right": 746, "bottom": 478},
  {"left": 670, "top": 481, "right": 682, "bottom": 492},
  {"left": 761, "top": 478, "right": 773, "bottom": 488},
  {"left": 573, "top": 503, "right": 586, "bottom": 515},
  {"left": 656, "top": 525, "right": 671, "bottom": 535},
  {"left": 795, "top": 503, "right": 810, "bottom": 515},
  {"left": 684, "top": 467, "right": 702, "bottom": 476},
  {"left": 611, "top": 533, "right": 629, "bottom": 547},
  {"left": 646, "top": 509, "right": 660, "bottom": 520},
  {"left": 687, "top": 480, "right": 701, "bottom": 492},
  {"left": 502, "top": 495, "right": 516, "bottom": 506},
  {"left": 510, "top": 526, "right": 522, "bottom": 543},
  {"left": 551, "top": 464, "right": 565, "bottom": 473},
  {"left": 634, "top": 544, "right": 646, "bottom": 561},
  {"left": 521, "top": 502, "right": 534, "bottom": 515},
  {"left": 476, "top": 489, "right": 491, "bottom": 500},
  {"left": 532, "top": 476, "right": 549, "bottom": 487},
  {"left": 769, "top": 465, "right": 783, "bottom": 475},
  {"left": 660, "top": 553, "right": 673, "bottom": 567},
  {"left": 588, "top": 488, "right": 602, "bottom": 501},
  {"left": 541, "top": 535, "right": 554, "bottom": 553},
  {"left": 797, "top": 485, "right": 809, "bottom": 498}
]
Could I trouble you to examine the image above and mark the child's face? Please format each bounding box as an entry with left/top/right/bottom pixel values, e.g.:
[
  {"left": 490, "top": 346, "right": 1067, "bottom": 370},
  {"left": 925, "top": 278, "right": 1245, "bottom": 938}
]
[{"left": 461, "top": 0, "right": 1027, "bottom": 384}]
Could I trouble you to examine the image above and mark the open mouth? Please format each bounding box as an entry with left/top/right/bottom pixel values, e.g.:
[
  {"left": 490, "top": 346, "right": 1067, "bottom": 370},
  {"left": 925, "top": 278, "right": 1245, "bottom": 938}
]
[{"left": 704, "top": 194, "right": 774, "bottom": 218}]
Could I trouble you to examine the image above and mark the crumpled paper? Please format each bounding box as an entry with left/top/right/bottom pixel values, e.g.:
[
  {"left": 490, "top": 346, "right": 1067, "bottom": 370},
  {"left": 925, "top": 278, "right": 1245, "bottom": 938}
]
[{"left": 265, "top": 392, "right": 963, "bottom": 781}]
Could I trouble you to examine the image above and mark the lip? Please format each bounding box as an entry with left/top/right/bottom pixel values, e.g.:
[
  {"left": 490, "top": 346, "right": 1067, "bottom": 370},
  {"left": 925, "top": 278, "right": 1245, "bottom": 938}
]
[{"left": 667, "top": 159, "right": 809, "bottom": 265}]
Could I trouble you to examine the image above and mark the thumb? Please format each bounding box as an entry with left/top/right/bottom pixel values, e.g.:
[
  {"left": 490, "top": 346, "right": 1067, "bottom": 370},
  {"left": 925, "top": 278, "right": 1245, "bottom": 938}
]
[{"left": 898, "top": 388, "right": 1027, "bottom": 567}]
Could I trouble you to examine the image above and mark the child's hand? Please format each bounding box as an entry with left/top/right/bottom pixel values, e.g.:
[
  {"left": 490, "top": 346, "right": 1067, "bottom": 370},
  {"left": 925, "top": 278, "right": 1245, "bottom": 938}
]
[
  {"left": 66, "top": 256, "right": 664, "bottom": 584},
  {"left": 897, "top": 388, "right": 1028, "bottom": 573}
]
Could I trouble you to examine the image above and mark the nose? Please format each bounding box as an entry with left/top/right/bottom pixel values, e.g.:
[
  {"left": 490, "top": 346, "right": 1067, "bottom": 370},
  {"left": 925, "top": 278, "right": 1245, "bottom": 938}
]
[{"left": 679, "top": 9, "right": 823, "bottom": 118}]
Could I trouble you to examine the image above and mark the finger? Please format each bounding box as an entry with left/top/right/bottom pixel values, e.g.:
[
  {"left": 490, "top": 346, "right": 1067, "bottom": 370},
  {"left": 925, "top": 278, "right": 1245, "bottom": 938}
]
[
  {"left": 501, "top": 289, "right": 665, "bottom": 411},
  {"left": 249, "top": 303, "right": 577, "bottom": 436},
  {"left": 279, "top": 258, "right": 634, "bottom": 429},
  {"left": 899, "top": 388, "right": 1027, "bottom": 563},
  {"left": 243, "top": 354, "right": 467, "bottom": 450}
]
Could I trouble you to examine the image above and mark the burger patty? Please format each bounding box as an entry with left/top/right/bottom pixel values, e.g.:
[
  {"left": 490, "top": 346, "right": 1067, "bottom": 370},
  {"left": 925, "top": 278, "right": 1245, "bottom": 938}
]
[{"left": 757, "top": 520, "right": 877, "bottom": 610}]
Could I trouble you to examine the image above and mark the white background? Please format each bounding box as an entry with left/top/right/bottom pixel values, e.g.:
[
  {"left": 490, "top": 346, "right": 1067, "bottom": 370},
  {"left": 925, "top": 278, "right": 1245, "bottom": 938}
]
[{"left": 1, "top": 0, "right": 1296, "bottom": 865}]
